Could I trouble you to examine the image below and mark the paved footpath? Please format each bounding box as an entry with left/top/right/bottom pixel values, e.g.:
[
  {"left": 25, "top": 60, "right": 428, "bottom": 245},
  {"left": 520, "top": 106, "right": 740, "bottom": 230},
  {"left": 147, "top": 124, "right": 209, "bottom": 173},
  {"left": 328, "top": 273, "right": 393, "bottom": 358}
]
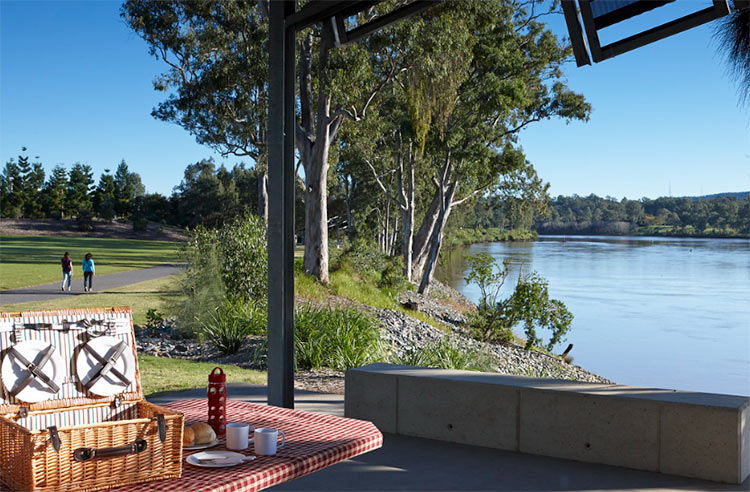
[{"left": 0, "top": 264, "right": 184, "bottom": 306}]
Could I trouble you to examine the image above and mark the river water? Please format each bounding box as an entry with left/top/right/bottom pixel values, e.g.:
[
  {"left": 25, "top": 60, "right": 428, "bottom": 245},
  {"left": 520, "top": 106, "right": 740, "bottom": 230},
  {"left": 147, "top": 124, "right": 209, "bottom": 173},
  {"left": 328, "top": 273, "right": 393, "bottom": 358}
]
[{"left": 435, "top": 236, "right": 750, "bottom": 396}]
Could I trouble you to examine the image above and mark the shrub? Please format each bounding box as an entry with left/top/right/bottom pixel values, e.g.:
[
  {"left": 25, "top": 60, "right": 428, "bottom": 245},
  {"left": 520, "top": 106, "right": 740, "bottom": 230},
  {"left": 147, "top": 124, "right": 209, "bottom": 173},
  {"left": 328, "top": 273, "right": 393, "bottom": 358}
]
[
  {"left": 76, "top": 208, "right": 94, "bottom": 231},
  {"left": 464, "top": 252, "right": 573, "bottom": 351},
  {"left": 201, "top": 299, "right": 266, "bottom": 355},
  {"left": 336, "top": 239, "right": 389, "bottom": 278},
  {"left": 133, "top": 217, "right": 148, "bottom": 232},
  {"left": 176, "top": 214, "right": 267, "bottom": 335},
  {"left": 215, "top": 214, "right": 267, "bottom": 303},
  {"left": 144, "top": 308, "right": 165, "bottom": 336},
  {"left": 294, "top": 305, "right": 383, "bottom": 370},
  {"left": 396, "top": 339, "right": 495, "bottom": 372},
  {"left": 378, "top": 256, "right": 409, "bottom": 290}
]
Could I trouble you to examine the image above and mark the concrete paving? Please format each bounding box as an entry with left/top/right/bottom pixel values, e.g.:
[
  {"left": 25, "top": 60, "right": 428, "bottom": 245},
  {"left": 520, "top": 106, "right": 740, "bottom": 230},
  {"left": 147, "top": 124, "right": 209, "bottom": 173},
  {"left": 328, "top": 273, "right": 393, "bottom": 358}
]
[
  {"left": 153, "top": 384, "right": 750, "bottom": 491},
  {"left": 0, "top": 264, "right": 184, "bottom": 305}
]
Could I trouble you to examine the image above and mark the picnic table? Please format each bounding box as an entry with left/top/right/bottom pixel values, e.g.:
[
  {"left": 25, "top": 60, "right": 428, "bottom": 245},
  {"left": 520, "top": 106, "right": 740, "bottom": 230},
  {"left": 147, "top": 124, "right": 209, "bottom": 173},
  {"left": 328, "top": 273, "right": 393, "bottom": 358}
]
[{"left": 0, "top": 399, "right": 383, "bottom": 492}]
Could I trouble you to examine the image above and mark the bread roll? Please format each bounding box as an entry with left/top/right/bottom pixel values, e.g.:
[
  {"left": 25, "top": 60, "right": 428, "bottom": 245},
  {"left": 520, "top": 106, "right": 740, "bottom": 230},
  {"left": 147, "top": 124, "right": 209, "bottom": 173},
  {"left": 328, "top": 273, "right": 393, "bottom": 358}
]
[
  {"left": 182, "top": 426, "right": 195, "bottom": 446},
  {"left": 191, "top": 422, "right": 216, "bottom": 444}
]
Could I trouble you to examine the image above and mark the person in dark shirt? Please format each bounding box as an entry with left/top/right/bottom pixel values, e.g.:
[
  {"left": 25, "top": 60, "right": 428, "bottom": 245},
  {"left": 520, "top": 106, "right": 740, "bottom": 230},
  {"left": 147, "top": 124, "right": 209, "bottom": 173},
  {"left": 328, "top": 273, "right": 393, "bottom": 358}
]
[{"left": 61, "top": 252, "right": 73, "bottom": 291}]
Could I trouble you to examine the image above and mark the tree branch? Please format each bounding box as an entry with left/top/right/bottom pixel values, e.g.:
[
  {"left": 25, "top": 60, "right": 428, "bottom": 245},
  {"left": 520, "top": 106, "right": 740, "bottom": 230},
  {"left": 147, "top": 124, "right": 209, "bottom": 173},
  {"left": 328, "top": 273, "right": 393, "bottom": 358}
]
[{"left": 364, "top": 158, "right": 406, "bottom": 209}]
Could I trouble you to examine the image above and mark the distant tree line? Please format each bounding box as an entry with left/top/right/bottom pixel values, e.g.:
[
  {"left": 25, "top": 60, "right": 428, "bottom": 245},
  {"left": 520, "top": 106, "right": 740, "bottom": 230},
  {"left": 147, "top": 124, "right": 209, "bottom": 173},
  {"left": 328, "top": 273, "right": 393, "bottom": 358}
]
[
  {"left": 0, "top": 149, "right": 272, "bottom": 233},
  {"left": 534, "top": 194, "right": 749, "bottom": 236},
  {"left": 132, "top": 159, "right": 268, "bottom": 230},
  {"left": 1, "top": 148, "right": 145, "bottom": 222}
]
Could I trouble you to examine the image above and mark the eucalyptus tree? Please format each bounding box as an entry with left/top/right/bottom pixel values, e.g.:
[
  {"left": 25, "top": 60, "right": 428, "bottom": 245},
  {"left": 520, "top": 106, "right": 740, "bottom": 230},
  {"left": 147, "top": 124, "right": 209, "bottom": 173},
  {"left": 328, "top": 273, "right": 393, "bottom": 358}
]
[
  {"left": 402, "top": 0, "right": 590, "bottom": 294},
  {"left": 123, "top": 1, "right": 397, "bottom": 283},
  {"left": 122, "top": 0, "right": 270, "bottom": 217}
]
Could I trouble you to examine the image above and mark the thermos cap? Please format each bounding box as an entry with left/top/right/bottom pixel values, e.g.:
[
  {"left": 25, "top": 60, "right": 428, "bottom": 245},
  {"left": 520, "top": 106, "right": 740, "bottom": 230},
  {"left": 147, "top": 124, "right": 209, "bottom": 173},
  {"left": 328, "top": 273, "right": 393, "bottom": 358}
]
[{"left": 208, "top": 366, "right": 226, "bottom": 383}]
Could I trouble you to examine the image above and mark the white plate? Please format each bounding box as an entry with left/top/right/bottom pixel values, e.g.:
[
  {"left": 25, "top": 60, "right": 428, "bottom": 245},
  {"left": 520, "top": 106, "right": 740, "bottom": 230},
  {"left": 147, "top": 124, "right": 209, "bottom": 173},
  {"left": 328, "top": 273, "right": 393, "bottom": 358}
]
[
  {"left": 76, "top": 336, "right": 135, "bottom": 396},
  {"left": 184, "top": 438, "right": 220, "bottom": 451},
  {"left": 186, "top": 451, "right": 255, "bottom": 468},
  {"left": 1, "top": 340, "right": 65, "bottom": 403}
]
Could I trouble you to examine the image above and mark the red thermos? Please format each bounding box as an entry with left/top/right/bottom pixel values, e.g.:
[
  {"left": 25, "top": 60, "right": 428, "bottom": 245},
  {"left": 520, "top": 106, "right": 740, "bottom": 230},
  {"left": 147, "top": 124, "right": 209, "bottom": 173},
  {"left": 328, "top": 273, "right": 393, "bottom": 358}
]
[{"left": 207, "top": 367, "right": 227, "bottom": 436}]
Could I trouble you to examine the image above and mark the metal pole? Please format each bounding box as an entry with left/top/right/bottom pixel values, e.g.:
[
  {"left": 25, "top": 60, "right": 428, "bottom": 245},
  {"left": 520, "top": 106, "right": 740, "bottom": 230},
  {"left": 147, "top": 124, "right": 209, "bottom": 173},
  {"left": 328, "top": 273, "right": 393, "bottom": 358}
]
[{"left": 267, "top": 0, "right": 296, "bottom": 409}]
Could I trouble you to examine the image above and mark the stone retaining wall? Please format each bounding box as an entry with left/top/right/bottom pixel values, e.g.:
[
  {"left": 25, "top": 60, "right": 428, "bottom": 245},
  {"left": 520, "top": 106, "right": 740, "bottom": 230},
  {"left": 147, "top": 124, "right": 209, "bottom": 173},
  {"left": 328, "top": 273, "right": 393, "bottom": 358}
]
[{"left": 345, "top": 363, "right": 750, "bottom": 484}]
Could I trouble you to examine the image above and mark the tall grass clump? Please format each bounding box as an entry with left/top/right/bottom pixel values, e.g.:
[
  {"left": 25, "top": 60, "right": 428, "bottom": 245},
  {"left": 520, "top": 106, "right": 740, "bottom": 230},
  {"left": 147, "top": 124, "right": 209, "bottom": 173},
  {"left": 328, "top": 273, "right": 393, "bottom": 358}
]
[
  {"left": 396, "top": 339, "right": 496, "bottom": 372},
  {"left": 295, "top": 305, "right": 383, "bottom": 370},
  {"left": 202, "top": 299, "right": 267, "bottom": 355}
]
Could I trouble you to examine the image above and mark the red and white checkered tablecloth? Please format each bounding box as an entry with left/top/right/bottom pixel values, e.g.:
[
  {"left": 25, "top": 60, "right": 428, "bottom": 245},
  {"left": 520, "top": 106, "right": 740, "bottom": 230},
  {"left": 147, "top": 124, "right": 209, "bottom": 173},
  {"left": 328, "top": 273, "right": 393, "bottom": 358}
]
[
  {"left": 113, "top": 399, "right": 383, "bottom": 492},
  {"left": 0, "top": 399, "right": 382, "bottom": 492}
]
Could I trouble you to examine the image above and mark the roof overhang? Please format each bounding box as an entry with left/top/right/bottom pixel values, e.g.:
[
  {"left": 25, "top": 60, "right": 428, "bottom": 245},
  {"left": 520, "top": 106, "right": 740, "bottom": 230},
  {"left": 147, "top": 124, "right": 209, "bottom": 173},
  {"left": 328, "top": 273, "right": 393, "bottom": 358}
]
[
  {"left": 287, "top": 0, "right": 442, "bottom": 46},
  {"left": 562, "top": 0, "right": 731, "bottom": 66}
]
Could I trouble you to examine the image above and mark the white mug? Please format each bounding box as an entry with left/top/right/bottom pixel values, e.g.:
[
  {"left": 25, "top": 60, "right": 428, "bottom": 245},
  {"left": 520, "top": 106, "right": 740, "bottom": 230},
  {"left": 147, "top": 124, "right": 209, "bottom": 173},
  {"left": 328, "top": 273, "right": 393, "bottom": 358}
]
[
  {"left": 251, "top": 428, "right": 285, "bottom": 456},
  {"left": 226, "top": 423, "right": 255, "bottom": 451}
]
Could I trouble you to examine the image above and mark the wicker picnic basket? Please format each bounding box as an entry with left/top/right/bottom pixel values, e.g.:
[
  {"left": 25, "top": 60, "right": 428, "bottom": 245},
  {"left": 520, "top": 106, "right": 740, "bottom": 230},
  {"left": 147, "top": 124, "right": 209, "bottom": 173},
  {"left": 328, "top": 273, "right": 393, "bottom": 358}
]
[{"left": 0, "top": 307, "right": 183, "bottom": 492}]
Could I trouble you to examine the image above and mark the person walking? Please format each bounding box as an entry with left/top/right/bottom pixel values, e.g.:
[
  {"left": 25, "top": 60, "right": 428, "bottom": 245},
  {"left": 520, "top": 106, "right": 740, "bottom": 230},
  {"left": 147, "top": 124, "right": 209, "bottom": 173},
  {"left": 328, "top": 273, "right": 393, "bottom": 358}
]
[
  {"left": 82, "top": 253, "right": 95, "bottom": 292},
  {"left": 61, "top": 252, "right": 73, "bottom": 291}
]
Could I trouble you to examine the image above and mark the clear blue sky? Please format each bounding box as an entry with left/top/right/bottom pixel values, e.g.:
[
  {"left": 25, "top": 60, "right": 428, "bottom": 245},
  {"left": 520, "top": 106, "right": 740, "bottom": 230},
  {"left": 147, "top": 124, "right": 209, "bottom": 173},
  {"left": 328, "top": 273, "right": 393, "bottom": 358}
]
[{"left": 1, "top": 0, "right": 748, "bottom": 199}]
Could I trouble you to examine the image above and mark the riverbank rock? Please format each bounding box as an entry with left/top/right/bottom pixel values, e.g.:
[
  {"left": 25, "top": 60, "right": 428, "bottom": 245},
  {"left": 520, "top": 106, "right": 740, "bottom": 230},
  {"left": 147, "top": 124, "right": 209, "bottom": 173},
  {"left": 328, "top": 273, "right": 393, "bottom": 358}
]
[
  {"left": 375, "top": 307, "right": 610, "bottom": 384},
  {"left": 397, "top": 290, "right": 467, "bottom": 327},
  {"left": 135, "top": 278, "right": 610, "bottom": 394}
]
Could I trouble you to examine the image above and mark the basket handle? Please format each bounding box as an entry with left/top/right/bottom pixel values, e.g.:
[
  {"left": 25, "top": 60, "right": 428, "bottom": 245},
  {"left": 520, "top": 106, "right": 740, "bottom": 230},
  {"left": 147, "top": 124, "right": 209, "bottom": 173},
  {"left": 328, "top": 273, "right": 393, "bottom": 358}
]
[{"left": 73, "top": 440, "right": 147, "bottom": 462}]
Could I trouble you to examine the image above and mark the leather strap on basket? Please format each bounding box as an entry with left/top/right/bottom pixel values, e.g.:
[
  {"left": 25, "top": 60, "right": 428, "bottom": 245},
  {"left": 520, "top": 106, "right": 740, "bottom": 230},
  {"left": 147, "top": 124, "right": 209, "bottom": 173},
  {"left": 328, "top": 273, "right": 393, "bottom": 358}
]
[
  {"left": 82, "top": 341, "right": 131, "bottom": 390},
  {"left": 48, "top": 426, "right": 61, "bottom": 452},
  {"left": 7, "top": 344, "right": 60, "bottom": 396},
  {"left": 73, "top": 440, "right": 147, "bottom": 462},
  {"left": 156, "top": 414, "right": 166, "bottom": 442}
]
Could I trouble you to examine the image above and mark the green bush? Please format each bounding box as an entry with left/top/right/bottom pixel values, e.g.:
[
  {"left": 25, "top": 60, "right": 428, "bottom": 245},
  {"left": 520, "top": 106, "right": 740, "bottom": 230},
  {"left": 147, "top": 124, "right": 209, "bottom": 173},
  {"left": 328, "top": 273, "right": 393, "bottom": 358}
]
[
  {"left": 335, "top": 239, "right": 389, "bottom": 278},
  {"left": 133, "top": 217, "right": 148, "bottom": 232},
  {"left": 396, "top": 339, "right": 495, "bottom": 372},
  {"left": 294, "top": 305, "right": 383, "bottom": 370},
  {"left": 215, "top": 214, "right": 267, "bottom": 303},
  {"left": 175, "top": 214, "right": 267, "bottom": 337},
  {"left": 464, "top": 252, "right": 573, "bottom": 351},
  {"left": 378, "top": 256, "right": 409, "bottom": 290},
  {"left": 201, "top": 299, "right": 267, "bottom": 355},
  {"left": 76, "top": 208, "right": 94, "bottom": 231},
  {"left": 184, "top": 214, "right": 267, "bottom": 303}
]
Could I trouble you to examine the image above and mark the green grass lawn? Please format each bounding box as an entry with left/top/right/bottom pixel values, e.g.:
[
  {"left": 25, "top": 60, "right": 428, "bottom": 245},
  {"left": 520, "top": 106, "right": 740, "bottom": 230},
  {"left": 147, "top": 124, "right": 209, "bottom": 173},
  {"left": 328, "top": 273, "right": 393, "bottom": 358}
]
[
  {"left": 0, "top": 274, "right": 184, "bottom": 325},
  {"left": 138, "top": 355, "right": 266, "bottom": 397},
  {"left": 0, "top": 236, "right": 184, "bottom": 290}
]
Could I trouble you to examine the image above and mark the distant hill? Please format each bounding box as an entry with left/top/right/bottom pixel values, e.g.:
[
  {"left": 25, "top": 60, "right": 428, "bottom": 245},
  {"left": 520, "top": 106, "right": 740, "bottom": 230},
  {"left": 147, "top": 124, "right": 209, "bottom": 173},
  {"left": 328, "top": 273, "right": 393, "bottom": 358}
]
[{"left": 688, "top": 191, "right": 750, "bottom": 200}]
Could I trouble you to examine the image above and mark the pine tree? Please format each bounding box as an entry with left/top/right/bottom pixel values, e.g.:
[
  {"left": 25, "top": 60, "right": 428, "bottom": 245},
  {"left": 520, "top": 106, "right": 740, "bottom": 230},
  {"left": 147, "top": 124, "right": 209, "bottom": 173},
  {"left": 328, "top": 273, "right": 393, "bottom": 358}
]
[
  {"left": 113, "top": 160, "right": 144, "bottom": 218},
  {"left": 12, "top": 148, "right": 33, "bottom": 217},
  {"left": 0, "top": 160, "right": 23, "bottom": 218},
  {"left": 23, "top": 160, "right": 46, "bottom": 218},
  {"left": 42, "top": 165, "right": 68, "bottom": 218},
  {"left": 67, "top": 163, "right": 94, "bottom": 213},
  {"left": 93, "top": 169, "right": 117, "bottom": 221}
]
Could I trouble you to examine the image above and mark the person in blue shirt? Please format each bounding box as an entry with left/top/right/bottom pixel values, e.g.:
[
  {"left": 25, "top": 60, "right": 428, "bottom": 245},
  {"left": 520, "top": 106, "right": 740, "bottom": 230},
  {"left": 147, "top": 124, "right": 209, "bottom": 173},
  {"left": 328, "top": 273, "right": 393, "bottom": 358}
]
[{"left": 82, "top": 253, "right": 95, "bottom": 292}]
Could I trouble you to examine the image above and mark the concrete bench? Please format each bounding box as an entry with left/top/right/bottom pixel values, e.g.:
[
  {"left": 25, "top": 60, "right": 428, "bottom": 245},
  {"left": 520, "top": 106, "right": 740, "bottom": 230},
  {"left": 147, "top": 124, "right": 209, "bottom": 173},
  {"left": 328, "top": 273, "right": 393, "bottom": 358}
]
[{"left": 345, "top": 363, "right": 750, "bottom": 484}]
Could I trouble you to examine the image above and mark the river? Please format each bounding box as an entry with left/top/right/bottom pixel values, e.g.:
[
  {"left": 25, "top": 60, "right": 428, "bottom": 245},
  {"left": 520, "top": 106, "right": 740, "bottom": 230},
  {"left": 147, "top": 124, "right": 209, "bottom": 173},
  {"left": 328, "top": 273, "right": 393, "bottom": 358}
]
[{"left": 435, "top": 236, "right": 750, "bottom": 396}]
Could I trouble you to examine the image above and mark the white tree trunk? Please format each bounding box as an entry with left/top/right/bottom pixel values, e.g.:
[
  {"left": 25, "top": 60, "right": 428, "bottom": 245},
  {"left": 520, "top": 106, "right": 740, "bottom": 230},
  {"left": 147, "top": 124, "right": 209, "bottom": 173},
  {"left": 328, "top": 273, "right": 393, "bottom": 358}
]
[
  {"left": 401, "top": 153, "right": 414, "bottom": 281},
  {"left": 258, "top": 172, "right": 268, "bottom": 222},
  {"left": 418, "top": 182, "right": 457, "bottom": 295}
]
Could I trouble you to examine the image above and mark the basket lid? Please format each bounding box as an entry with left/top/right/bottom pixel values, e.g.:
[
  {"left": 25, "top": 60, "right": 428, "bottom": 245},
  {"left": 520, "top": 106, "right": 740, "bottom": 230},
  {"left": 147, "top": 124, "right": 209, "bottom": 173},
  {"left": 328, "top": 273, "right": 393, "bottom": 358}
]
[{"left": 0, "top": 307, "right": 143, "bottom": 414}]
